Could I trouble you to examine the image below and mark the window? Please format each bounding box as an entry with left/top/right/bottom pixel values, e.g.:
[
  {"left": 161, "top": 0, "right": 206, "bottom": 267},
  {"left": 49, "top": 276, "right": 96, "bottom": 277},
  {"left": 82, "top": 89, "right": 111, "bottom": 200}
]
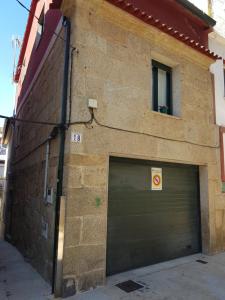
[
  {"left": 224, "top": 69, "right": 225, "bottom": 97},
  {"left": 15, "top": 125, "right": 21, "bottom": 148},
  {"left": 0, "top": 146, "right": 6, "bottom": 156},
  {"left": 35, "top": 8, "right": 45, "bottom": 48},
  {"left": 0, "top": 164, "right": 4, "bottom": 178},
  {"left": 220, "top": 127, "right": 225, "bottom": 184},
  {"left": 152, "top": 60, "right": 172, "bottom": 115}
]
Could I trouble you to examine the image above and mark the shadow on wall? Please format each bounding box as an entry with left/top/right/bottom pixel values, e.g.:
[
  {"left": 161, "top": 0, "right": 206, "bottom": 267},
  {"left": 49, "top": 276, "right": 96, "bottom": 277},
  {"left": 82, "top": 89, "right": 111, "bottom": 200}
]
[{"left": 0, "top": 187, "right": 5, "bottom": 240}]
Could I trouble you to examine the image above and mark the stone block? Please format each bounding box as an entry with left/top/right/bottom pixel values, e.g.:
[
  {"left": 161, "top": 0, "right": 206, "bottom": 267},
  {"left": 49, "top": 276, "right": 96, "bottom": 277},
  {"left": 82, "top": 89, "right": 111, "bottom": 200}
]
[
  {"left": 63, "top": 245, "right": 105, "bottom": 276},
  {"left": 78, "top": 269, "right": 105, "bottom": 292},
  {"left": 64, "top": 217, "right": 82, "bottom": 247},
  {"left": 82, "top": 166, "right": 107, "bottom": 188},
  {"left": 81, "top": 215, "right": 106, "bottom": 245},
  {"left": 65, "top": 154, "right": 106, "bottom": 167},
  {"left": 78, "top": 245, "right": 105, "bottom": 274},
  {"left": 63, "top": 247, "right": 79, "bottom": 275},
  {"left": 64, "top": 166, "right": 83, "bottom": 188},
  {"left": 66, "top": 187, "right": 107, "bottom": 217}
]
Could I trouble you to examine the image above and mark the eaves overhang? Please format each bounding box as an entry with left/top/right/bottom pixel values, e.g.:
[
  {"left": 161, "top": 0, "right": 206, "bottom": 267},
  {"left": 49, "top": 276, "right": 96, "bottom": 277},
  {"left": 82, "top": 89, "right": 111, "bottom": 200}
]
[
  {"left": 176, "top": 0, "right": 216, "bottom": 28},
  {"left": 106, "top": 0, "right": 221, "bottom": 60}
]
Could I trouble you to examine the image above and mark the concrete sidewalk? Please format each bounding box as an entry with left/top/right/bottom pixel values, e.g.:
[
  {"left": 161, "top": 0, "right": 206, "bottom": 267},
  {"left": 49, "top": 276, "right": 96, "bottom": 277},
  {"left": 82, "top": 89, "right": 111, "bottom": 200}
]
[
  {"left": 0, "top": 240, "right": 51, "bottom": 300},
  {"left": 2, "top": 240, "right": 225, "bottom": 300},
  {"left": 67, "top": 252, "right": 225, "bottom": 300}
]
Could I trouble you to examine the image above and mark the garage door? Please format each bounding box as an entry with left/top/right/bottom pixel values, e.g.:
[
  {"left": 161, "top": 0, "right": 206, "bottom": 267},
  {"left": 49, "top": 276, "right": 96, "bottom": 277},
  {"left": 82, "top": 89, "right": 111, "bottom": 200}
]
[{"left": 107, "top": 157, "right": 201, "bottom": 276}]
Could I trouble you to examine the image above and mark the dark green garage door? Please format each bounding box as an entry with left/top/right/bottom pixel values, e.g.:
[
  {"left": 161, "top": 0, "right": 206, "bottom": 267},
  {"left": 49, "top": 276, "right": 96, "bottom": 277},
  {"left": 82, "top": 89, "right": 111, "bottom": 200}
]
[{"left": 107, "top": 157, "right": 201, "bottom": 276}]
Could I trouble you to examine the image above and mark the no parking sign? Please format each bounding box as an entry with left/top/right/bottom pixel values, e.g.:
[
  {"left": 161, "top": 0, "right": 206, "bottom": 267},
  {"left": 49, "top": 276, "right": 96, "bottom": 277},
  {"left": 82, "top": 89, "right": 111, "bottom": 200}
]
[{"left": 151, "top": 168, "right": 162, "bottom": 190}]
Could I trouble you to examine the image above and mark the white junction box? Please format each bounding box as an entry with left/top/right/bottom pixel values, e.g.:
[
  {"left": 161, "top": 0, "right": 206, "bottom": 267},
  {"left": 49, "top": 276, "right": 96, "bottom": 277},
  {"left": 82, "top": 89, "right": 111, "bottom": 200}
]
[
  {"left": 88, "top": 98, "right": 98, "bottom": 109},
  {"left": 46, "top": 187, "right": 54, "bottom": 204}
]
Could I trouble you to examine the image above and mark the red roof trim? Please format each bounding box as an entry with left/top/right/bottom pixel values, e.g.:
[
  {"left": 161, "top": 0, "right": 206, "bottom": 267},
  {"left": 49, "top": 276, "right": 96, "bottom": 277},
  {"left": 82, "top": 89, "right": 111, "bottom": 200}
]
[
  {"left": 107, "top": 0, "right": 221, "bottom": 60},
  {"left": 14, "top": 0, "right": 38, "bottom": 82},
  {"left": 14, "top": 0, "right": 63, "bottom": 83}
]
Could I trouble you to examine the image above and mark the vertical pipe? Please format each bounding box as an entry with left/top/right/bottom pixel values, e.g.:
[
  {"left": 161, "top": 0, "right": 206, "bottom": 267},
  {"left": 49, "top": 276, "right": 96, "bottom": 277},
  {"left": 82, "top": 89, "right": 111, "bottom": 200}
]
[
  {"left": 52, "top": 17, "right": 71, "bottom": 297},
  {"left": 43, "top": 140, "right": 50, "bottom": 200}
]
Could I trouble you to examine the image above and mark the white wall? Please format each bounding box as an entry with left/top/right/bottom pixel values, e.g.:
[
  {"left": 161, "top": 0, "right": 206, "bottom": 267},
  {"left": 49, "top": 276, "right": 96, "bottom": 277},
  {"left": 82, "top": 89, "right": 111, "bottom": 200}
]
[
  {"left": 0, "top": 132, "right": 7, "bottom": 178},
  {"left": 210, "top": 59, "right": 225, "bottom": 126},
  {"left": 188, "top": 0, "right": 208, "bottom": 14},
  {"left": 188, "top": 0, "right": 225, "bottom": 126},
  {"left": 211, "top": 0, "right": 225, "bottom": 37}
]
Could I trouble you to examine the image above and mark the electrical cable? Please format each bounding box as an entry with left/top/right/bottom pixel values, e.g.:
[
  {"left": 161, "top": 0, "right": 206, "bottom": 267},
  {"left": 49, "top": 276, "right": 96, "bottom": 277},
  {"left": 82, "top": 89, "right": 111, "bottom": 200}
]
[
  {"left": 15, "top": 0, "right": 76, "bottom": 51},
  {"left": 1, "top": 111, "right": 220, "bottom": 149},
  {"left": 68, "top": 115, "right": 94, "bottom": 126},
  {"left": 92, "top": 115, "right": 220, "bottom": 149},
  {"left": 0, "top": 114, "right": 59, "bottom": 126},
  {"left": 9, "top": 113, "right": 94, "bottom": 166},
  {"left": 11, "top": 136, "right": 52, "bottom": 165}
]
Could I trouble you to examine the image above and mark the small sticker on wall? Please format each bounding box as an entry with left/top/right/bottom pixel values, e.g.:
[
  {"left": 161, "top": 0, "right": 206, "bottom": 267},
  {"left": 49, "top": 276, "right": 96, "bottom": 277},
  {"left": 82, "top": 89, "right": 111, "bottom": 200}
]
[
  {"left": 41, "top": 218, "right": 48, "bottom": 239},
  {"left": 71, "top": 132, "right": 82, "bottom": 143},
  {"left": 151, "top": 168, "right": 162, "bottom": 190}
]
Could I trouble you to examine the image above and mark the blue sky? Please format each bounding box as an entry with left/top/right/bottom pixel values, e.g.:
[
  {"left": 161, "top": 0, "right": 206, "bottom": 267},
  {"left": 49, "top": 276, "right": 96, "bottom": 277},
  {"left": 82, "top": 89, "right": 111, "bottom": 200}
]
[{"left": 0, "top": 0, "right": 31, "bottom": 126}]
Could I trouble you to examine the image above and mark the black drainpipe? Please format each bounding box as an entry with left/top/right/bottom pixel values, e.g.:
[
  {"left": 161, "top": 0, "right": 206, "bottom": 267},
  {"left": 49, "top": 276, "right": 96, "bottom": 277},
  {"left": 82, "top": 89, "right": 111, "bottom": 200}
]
[{"left": 52, "top": 16, "right": 71, "bottom": 296}]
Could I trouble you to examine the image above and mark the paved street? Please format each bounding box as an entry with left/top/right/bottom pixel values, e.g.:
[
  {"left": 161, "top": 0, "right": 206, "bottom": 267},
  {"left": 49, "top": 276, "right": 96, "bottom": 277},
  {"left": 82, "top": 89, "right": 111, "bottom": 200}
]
[
  {"left": 2, "top": 240, "right": 225, "bottom": 299},
  {"left": 0, "top": 241, "right": 51, "bottom": 300}
]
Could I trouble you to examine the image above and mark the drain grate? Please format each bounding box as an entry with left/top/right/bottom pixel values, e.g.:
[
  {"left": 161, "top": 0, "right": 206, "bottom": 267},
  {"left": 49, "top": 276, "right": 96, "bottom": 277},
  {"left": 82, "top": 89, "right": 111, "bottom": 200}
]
[
  {"left": 196, "top": 259, "right": 208, "bottom": 264},
  {"left": 116, "top": 280, "right": 144, "bottom": 293}
]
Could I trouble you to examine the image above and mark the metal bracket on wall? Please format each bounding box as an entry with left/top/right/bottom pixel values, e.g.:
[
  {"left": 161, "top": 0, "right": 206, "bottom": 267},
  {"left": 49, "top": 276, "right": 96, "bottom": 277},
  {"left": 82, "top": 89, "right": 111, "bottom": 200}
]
[{"left": 54, "top": 196, "right": 66, "bottom": 297}]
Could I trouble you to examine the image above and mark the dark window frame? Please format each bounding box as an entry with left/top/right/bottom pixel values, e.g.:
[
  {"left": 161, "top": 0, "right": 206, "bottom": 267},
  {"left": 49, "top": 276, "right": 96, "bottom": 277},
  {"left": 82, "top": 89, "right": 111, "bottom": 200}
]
[
  {"left": 38, "top": 9, "right": 45, "bottom": 36},
  {"left": 35, "top": 7, "right": 45, "bottom": 49},
  {"left": 223, "top": 69, "right": 225, "bottom": 97},
  {"left": 152, "top": 60, "right": 172, "bottom": 115}
]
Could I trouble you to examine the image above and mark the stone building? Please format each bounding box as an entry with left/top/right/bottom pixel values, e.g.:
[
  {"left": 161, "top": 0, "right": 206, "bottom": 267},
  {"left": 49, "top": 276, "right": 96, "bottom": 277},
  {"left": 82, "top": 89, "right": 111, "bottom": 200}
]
[
  {"left": 188, "top": 0, "right": 225, "bottom": 190},
  {"left": 0, "top": 127, "right": 7, "bottom": 238},
  {"left": 3, "top": 0, "right": 225, "bottom": 298}
]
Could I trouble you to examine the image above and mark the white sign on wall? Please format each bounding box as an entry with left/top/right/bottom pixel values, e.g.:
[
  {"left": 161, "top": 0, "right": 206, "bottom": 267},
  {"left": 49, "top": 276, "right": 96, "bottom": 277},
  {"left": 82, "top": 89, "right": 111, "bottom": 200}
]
[
  {"left": 151, "top": 167, "right": 162, "bottom": 191},
  {"left": 71, "top": 132, "right": 82, "bottom": 143}
]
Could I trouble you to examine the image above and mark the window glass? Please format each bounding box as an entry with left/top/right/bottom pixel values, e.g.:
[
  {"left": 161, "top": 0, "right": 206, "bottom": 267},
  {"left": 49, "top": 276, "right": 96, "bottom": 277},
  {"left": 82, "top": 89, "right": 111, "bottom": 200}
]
[
  {"left": 0, "top": 165, "right": 4, "bottom": 178},
  {"left": 158, "top": 68, "right": 167, "bottom": 109},
  {"left": 35, "top": 8, "right": 45, "bottom": 48},
  {"left": 152, "top": 60, "right": 172, "bottom": 115},
  {"left": 224, "top": 69, "right": 225, "bottom": 97}
]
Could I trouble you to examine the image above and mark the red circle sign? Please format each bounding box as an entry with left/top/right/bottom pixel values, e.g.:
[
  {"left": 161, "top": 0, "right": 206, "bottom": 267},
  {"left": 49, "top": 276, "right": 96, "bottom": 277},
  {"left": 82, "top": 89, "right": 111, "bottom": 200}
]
[{"left": 153, "top": 175, "right": 161, "bottom": 186}]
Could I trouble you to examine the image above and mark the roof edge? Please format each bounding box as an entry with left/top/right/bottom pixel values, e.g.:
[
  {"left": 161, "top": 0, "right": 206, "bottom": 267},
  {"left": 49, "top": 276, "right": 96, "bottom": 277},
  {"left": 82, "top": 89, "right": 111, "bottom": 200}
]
[{"left": 176, "top": 0, "right": 216, "bottom": 27}]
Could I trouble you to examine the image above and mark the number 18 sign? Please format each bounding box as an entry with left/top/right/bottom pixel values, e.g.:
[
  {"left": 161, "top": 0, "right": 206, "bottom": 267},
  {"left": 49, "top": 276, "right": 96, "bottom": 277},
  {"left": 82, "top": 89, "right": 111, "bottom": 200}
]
[
  {"left": 151, "top": 168, "right": 162, "bottom": 190},
  {"left": 71, "top": 132, "right": 82, "bottom": 143}
]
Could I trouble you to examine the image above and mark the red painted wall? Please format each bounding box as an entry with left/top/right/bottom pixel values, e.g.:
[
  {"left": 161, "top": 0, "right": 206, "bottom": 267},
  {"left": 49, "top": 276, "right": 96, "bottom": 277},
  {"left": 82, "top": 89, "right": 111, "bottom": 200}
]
[{"left": 15, "top": 0, "right": 62, "bottom": 110}]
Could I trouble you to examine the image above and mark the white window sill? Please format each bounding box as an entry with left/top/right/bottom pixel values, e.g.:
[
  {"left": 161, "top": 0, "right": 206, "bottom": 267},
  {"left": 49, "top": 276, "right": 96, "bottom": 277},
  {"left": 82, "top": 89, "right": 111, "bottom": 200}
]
[{"left": 151, "top": 110, "right": 182, "bottom": 120}]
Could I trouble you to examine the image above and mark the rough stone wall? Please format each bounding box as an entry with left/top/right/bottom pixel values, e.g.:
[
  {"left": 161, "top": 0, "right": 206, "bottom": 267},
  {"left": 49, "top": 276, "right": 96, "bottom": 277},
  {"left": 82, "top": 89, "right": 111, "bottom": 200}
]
[
  {"left": 60, "top": 0, "right": 225, "bottom": 293},
  {"left": 8, "top": 28, "right": 65, "bottom": 283}
]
